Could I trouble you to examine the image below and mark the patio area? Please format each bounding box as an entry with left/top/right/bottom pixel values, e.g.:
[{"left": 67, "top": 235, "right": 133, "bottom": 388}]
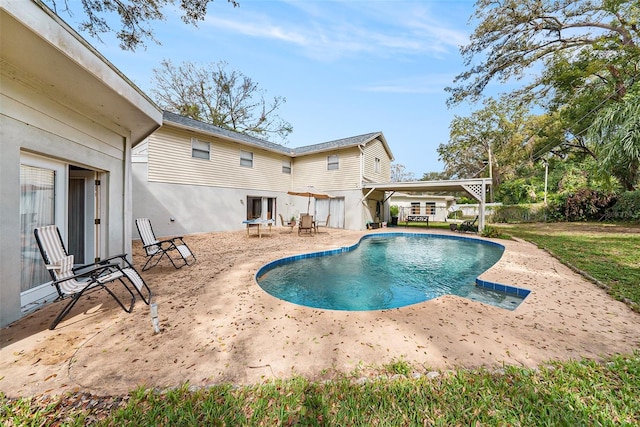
[{"left": 1, "top": 227, "right": 639, "bottom": 397}]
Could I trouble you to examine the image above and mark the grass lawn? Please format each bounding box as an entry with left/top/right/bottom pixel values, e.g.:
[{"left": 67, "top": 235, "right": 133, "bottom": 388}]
[
  {"left": 497, "top": 222, "right": 640, "bottom": 310},
  {"left": 2, "top": 222, "right": 639, "bottom": 426}
]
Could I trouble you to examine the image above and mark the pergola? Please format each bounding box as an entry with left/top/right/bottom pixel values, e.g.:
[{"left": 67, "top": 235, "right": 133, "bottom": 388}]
[{"left": 362, "top": 178, "right": 492, "bottom": 231}]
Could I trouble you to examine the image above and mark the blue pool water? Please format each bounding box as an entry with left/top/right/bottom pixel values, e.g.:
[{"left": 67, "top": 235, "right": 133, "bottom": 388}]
[{"left": 256, "top": 233, "right": 528, "bottom": 311}]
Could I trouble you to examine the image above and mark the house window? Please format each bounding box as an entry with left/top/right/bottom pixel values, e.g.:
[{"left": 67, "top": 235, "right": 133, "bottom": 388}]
[
  {"left": 327, "top": 155, "right": 339, "bottom": 170},
  {"left": 240, "top": 150, "right": 253, "bottom": 167},
  {"left": 374, "top": 157, "right": 381, "bottom": 173},
  {"left": 411, "top": 202, "right": 420, "bottom": 215},
  {"left": 191, "top": 138, "right": 210, "bottom": 160},
  {"left": 426, "top": 202, "right": 436, "bottom": 215},
  {"left": 282, "top": 160, "right": 291, "bottom": 174}
]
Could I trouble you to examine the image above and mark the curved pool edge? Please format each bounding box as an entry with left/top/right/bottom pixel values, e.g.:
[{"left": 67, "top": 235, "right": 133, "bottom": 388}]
[{"left": 255, "top": 232, "right": 531, "bottom": 307}]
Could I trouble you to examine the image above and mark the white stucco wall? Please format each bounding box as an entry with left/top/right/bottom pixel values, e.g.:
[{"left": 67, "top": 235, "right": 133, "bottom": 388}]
[{"left": 0, "top": 0, "right": 161, "bottom": 327}]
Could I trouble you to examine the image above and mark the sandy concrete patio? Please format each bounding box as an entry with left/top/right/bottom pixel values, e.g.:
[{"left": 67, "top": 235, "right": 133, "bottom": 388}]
[{"left": 2, "top": 227, "right": 639, "bottom": 397}]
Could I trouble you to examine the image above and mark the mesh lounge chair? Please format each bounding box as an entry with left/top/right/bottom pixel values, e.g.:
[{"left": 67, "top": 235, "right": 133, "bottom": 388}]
[
  {"left": 314, "top": 213, "right": 331, "bottom": 233},
  {"left": 458, "top": 216, "right": 479, "bottom": 232},
  {"left": 135, "top": 218, "right": 196, "bottom": 271},
  {"left": 279, "top": 213, "right": 296, "bottom": 232},
  {"left": 298, "top": 214, "right": 315, "bottom": 236},
  {"left": 34, "top": 225, "right": 151, "bottom": 330}
]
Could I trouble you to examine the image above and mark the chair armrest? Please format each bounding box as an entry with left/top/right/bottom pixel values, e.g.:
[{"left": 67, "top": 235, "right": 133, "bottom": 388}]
[
  {"left": 52, "top": 262, "right": 121, "bottom": 283},
  {"left": 72, "top": 254, "right": 128, "bottom": 272}
]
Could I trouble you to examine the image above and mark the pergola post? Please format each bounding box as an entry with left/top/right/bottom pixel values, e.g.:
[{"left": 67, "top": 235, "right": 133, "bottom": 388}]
[
  {"left": 479, "top": 180, "right": 486, "bottom": 232},
  {"left": 461, "top": 178, "right": 490, "bottom": 232},
  {"left": 362, "top": 178, "right": 491, "bottom": 233}
]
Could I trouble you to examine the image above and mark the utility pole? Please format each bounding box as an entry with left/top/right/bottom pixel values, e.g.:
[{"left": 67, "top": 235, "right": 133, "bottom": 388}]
[
  {"left": 487, "top": 143, "right": 493, "bottom": 203},
  {"left": 543, "top": 159, "right": 548, "bottom": 205}
]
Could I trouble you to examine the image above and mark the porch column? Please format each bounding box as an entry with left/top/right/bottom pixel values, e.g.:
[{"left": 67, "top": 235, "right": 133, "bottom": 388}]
[
  {"left": 461, "top": 179, "right": 490, "bottom": 233},
  {"left": 479, "top": 180, "right": 486, "bottom": 231}
]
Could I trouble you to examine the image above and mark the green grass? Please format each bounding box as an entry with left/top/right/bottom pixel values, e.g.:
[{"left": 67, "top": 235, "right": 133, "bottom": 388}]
[
  {"left": 3, "top": 222, "right": 639, "bottom": 426},
  {"left": 500, "top": 223, "right": 640, "bottom": 309},
  {"left": 3, "top": 354, "right": 639, "bottom": 425}
]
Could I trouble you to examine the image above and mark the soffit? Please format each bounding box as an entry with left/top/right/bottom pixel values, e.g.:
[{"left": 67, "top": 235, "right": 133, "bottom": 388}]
[{"left": 0, "top": 3, "right": 161, "bottom": 144}]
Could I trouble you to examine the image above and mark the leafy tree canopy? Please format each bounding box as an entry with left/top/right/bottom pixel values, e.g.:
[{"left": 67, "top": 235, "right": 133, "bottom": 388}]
[
  {"left": 447, "top": 0, "right": 640, "bottom": 108},
  {"left": 45, "top": 0, "right": 239, "bottom": 50},
  {"left": 587, "top": 81, "right": 640, "bottom": 190},
  {"left": 442, "top": 0, "right": 639, "bottom": 199},
  {"left": 438, "top": 97, "right": 533, "bottom": 187}
]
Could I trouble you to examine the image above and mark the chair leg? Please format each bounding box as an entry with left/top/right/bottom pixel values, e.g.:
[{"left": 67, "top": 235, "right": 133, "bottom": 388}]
[
  {"left": 49, "top": 295, "right": 82, "bottom": 330},
  {"left": 142, "top": 251, "right": 168, "bottom": 271},
  {"left": 102, "top": 280, "right": 136, "bottom": 314},
  {"left": 48, "top": 281, "right": 135, "bottom": 330}
]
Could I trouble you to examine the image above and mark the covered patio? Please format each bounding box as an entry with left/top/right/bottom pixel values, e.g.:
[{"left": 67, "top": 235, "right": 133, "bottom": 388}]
[{"left": 362, "top": 178, "right": 492, "bottom": 231}]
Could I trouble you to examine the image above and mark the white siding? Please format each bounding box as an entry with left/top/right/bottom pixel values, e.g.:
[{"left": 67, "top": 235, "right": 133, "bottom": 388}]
[
  {"left": 363, "top": 139, "right": 392, "bottom": 182},
  {"left": 148, "top": 126, "right": 292, "bottom": 192},
  {"left": 292, "top": 147, "right": 362, "bottom": 191}
]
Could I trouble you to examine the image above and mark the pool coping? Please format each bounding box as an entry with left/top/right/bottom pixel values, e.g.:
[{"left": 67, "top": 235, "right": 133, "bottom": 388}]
[{"left": 255, "top": 232, "right": 531, "bottom": 304}]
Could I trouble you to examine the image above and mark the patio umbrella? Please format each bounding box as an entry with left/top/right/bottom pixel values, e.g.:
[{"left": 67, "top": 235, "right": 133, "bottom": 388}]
[{"left": 287, "top": 186, "right": 332, "bottom": 214}]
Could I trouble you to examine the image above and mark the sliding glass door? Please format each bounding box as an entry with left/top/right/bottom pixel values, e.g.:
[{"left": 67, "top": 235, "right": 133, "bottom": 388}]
[{"left": 19, "top": 159, "right": 63, "bottom": 295}]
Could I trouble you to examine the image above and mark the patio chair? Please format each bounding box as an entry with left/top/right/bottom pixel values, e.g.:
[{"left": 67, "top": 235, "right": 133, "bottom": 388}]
[
  {"left": 34, "top": 225, "right": 151, "bottom": 330},
  {"left": 279, "top": 213, "right": 295, "bottom": 233},
  {"left": 458, "top": 216, "right": 478, "bottom": 233},
  {"left": 135, "top": 218, "right": 196, "bottom": 271},
  {"left": 314, "top": 213, "right": 331, "bottom": 233},
  {"left": 298, "top": 214, "right": 315, "bottom": 236}
]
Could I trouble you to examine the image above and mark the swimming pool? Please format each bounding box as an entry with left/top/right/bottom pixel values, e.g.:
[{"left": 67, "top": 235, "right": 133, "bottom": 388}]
[{"left": 256, "top": 233, "right": 530, "bottom": 311}]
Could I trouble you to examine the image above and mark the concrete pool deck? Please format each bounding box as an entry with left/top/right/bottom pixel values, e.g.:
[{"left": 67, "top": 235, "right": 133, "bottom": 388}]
[{"left": 2, "top": 227, "right": 640, "bottom": 397}]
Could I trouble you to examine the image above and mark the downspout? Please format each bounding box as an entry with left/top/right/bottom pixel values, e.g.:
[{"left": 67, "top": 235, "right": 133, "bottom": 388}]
[{"left": 358, "top": 144, "right": 365, "bottom": 188}]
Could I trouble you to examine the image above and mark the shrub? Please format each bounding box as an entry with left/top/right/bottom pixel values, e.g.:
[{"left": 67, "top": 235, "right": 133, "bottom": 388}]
[
  {"left": 481, "top": 226, "right": 502, "bottom": 238},
  {"left": 562, "top": 189, "right": 617, "bottom": 221},
  {"left": 493, "top": 204, "right": 546, "bottom": 223},
  {"left": 390, "top": 205, "right": 399, "bottom": 217},
  {"left": 606, "top": 191, "right": 640, "bottom": 221}
]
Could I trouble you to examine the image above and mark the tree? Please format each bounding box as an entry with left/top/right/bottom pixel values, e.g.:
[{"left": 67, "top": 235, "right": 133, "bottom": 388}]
[
  {"left": 151, "top": 60, "right": 293, "bottom": 141},
  {"left": 447, "top": 0, "right": 640, "bottom": 107},
  {"left": 447, "top": 0, "right": 640, "bottom": 193},
  {"left": 45, "top": 0, "right": 239, "bottom": 51},
  {"left": 420, "top": 171, "right": 450, "bottom": 181},
  {"left": 438, "top": 97, "right": 534, "bottom": 201},
  {"left": 587, "top": 82, "right": 640, "bottom": 190},
  {"left": 390, "top": 163, "right": 415, "bottom": 182}
]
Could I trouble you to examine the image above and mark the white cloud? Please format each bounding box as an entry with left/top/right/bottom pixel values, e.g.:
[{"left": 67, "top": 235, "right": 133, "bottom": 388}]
[
  {"left": 202, "top": 1, "right": 469, "bottom": 61},
  {"left": 358, "top": 74, "right": 456, "bottom": 94}
]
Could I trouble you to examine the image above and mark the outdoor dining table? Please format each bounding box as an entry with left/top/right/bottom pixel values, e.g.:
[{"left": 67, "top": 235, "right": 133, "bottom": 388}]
[{"left": 242, "top": 219, "right": 275, "bottom": 238}]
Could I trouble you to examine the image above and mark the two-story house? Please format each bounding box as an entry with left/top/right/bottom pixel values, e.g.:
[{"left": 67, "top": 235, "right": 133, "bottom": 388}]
[{"left": 132, "top": 111, "right": 394, "bottom": 237}]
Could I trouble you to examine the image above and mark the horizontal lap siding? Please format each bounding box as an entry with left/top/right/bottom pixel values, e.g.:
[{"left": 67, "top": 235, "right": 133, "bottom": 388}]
[
  {"left": 148, "top": 127, "right": 291, "bottom": 191},
  {"left": 292, "top": 147, "right": 361, "bottom": 191},
  {"left": 363, "top": 139, "right": 391, "bottom": 182}
]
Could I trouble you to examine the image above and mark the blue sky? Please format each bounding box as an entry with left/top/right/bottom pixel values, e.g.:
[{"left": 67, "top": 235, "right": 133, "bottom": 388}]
[{"left": 60, "top": 0, "right": 483, "bottom": 177}]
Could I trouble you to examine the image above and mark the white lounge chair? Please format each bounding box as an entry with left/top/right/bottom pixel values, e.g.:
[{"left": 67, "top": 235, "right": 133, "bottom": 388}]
[
  {"left": 135, "top": 218, "right": 196, "bottom": 271},
  {"left": 34, "top": 225, "right": 151, "bottom": 330}
]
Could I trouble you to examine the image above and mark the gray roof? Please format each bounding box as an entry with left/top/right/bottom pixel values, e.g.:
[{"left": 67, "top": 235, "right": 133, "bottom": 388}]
[
  {"left": 163, "top": 110, "right": 292, "bottom": 154},
  {"left": 292, "top": 132, "right": 383, "bottom": 155},
  {"left": 162, "top": 111, "right": 391, "bottom": 158}
]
